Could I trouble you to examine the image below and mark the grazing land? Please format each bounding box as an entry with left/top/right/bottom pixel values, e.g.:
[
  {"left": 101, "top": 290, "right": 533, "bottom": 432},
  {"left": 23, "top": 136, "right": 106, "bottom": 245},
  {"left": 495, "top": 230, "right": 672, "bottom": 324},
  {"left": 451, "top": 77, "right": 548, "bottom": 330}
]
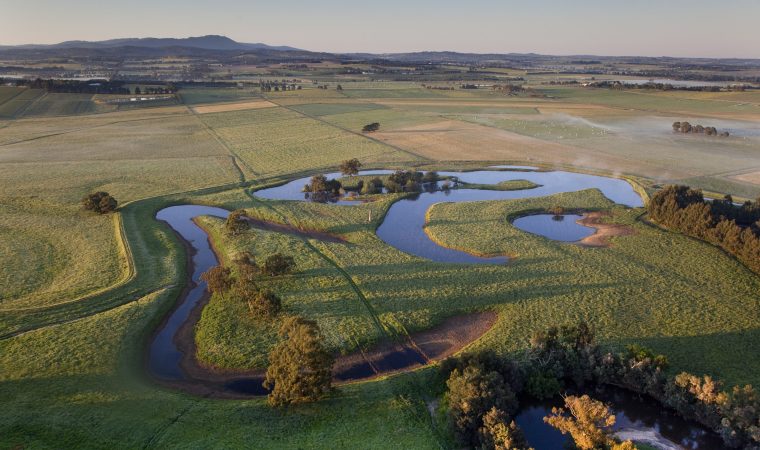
[{"left": 1, "top": 60, "right": 759, "bottom": 448}]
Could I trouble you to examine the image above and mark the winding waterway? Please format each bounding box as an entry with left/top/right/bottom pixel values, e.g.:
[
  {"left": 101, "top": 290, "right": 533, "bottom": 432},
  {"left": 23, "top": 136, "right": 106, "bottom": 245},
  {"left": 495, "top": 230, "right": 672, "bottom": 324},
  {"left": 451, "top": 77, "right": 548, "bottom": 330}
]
[
  {"left": 148, "top": 169, "right": 724, "bottom": 448},
  {"left": 256, "top": 168, "right": 643, "bottom": 263}
]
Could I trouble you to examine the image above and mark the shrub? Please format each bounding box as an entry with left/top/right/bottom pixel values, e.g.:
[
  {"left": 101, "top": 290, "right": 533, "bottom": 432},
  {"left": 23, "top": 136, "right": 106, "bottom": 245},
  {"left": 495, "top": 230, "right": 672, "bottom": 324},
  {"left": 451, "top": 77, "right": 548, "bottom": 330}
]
[
  {"left": 247, "top": 289, "right": 282, "bottom": 318},
  {"left": 200, "top": 265, "right": 233, "bottom": 294},
  {"left": 263, "top": 254, "right": 296, "bottom": 276},
  {"left": 362, "top": 122, "right": 380, "bottom": 133},
  {"left": 81, "top": 191, "right": 117, "bottom": 214}
]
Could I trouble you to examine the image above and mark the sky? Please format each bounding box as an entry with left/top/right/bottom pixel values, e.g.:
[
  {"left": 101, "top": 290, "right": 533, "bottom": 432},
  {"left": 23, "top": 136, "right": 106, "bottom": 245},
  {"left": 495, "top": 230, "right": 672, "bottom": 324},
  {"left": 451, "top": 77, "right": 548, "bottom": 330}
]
[{"left": 1, "top": 0, "right": 758, "bottom": 58}]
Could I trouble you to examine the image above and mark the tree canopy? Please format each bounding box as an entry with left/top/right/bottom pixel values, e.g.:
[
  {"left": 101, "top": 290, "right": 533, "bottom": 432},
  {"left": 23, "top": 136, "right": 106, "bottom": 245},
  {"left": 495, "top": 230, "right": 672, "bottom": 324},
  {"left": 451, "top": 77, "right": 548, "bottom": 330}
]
[
  {"left": 81, "top": 192, "right": 117, "bottom": 214},
  {"left": 264, "top": 316, "right": 334, "bottom": 406}
]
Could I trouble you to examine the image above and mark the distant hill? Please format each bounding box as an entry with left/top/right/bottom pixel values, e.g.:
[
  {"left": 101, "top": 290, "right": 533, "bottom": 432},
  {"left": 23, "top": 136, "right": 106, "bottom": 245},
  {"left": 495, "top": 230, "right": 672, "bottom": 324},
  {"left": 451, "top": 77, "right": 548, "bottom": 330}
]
[{"left": 1, "top": 35, "right": 301, "bottom": 52}]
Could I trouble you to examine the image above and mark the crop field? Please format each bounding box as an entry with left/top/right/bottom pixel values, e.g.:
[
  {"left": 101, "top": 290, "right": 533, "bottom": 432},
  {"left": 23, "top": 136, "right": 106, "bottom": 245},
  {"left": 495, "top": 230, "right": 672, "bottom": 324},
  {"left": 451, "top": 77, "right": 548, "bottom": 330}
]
[
  {"left": 21, "top": 93, "right": 102, "bottom": 117},
  {"left": 177, "top": 87, "right": 262, "bottom": 105},
  {"left": 0, "top": 88, "right": 45, "bottom": 118},
  {"left": 191, "top": 99, "right": 276, "bottom": 114},
  {"left": 205, "top": 107, "right": 418, "bottom": 177},
  {"left": 1, "top": 80, "right": 759, "bottom": 448}
]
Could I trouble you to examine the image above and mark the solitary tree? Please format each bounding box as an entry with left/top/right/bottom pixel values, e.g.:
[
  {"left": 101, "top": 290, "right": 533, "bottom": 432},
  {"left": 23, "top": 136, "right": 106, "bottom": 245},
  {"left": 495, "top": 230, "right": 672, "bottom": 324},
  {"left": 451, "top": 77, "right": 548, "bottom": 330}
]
[
  {"left": 339, "top": 158, "right": 362, "bottom": 177},
  {"left": 225, "top": 209, "right": 249, "bottom": 236},
  {"left": 200, "top": 265, "right": 233, "bottom": 294},
  {"left": 264, "top": 316, "right": 334, "bottom": 406},
  {"left": 362, "top": 122, "right": 380, "bottom": 133},
  {"left": 81, "top": 192, "right": 118, "bottom": 214},
  {"left": 447, "top": 364, "right": 518, "bottom": 446},
  {"left": 543, "top": 395, "right": 617, "bottom": 450},
  {"left": 478, "top": 407, "right": 531, "bottom": 450}
]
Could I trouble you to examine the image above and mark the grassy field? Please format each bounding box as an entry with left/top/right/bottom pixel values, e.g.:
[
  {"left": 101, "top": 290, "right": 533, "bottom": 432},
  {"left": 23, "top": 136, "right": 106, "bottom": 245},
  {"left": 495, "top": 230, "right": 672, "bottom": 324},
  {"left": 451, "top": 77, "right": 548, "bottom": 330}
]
[
  {"left": 1, "top": 81, "right": 759, "bottom": 448},
  {"left": 191, "top": 188, "right": 760, "bottom": 389},
  {"left": 202, "top": 106, "right": 418, "bottom": 177}
]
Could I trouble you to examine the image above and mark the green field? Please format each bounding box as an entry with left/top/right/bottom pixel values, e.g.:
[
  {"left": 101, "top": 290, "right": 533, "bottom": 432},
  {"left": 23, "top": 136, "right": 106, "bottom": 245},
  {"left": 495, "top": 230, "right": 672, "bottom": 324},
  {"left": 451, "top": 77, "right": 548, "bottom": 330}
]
[{"left": 1, "top": 79, "right": 759, "bottom": 448}]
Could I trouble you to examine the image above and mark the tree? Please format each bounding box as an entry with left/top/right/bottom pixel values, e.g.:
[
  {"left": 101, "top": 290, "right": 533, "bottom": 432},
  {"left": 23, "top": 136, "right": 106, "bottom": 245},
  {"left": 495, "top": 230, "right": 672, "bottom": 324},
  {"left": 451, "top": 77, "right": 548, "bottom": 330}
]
[
  {"left": 339, "top": 158, "right": 362, "bottom": 177},
  {"left": 81, "top": 191, "right": 118, "bottom": 214},
  {"left": 263, "top": 254, "right": 296, "bottom": 276},
  {"left": 225, "top": 209, "right": 249, "bottom": 236},
  {"left": 543, "top": 395, "right": 615, "bottom": 450},
  {"left": 447, "top": 364, "right": 518, "bottom": 446},
  {"left": 336, "top": 84, "right": 343, "bottom": 90},
  {"left": 478, "top": 407, "right": 531, "bottom": 450},
  {"left": 233, "top": 251, "right": 259, "bottom": 283},
  {"left": 264, "top": 316, "right": 334, "bottom": 406},
  {"left": 200, "top": 265, "right": 233, "bottom": 294},
  {"left": 362, "top": 122, "right": 380, "bottom": 133}
]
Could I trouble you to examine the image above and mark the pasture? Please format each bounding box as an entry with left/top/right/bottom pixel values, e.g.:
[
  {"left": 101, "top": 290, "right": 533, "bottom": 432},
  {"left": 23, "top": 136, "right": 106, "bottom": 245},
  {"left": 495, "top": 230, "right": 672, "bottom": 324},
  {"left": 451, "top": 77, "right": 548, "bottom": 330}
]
[{"left": 1, "top": 80, "right": 759, "bottom": 448}]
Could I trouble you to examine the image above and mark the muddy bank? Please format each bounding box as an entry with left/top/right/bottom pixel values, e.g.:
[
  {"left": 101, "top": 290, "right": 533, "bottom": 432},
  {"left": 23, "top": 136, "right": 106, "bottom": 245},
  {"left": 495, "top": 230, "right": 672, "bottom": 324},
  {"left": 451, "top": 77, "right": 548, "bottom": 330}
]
[
  {"left": 169, "top": 296, "right": 496, "bottom": 398},
  {"left": 577, "top": 211, "right": 635, "bottom": 247}
]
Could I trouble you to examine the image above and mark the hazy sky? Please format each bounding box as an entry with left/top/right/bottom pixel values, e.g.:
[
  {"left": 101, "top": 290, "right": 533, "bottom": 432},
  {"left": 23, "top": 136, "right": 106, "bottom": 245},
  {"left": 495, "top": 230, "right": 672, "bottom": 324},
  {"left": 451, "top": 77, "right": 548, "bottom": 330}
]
[{"left": 2, "top": 0, "right": 758, "bottom": 58}]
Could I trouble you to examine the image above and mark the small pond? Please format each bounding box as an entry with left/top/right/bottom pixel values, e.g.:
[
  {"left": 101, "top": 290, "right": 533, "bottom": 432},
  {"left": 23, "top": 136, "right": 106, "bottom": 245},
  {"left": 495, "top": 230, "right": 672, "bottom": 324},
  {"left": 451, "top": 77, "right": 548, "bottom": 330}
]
[{"left": 513, "top": 214, "right": 595, "bottom": 242}]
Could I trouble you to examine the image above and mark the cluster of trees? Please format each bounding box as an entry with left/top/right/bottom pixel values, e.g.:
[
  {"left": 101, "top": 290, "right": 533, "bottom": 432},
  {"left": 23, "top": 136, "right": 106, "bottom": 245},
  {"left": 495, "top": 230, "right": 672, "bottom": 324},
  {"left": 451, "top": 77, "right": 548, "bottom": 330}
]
[
  {"left": 672, "top": 121, "right": 729, "bottom": 137},
  {"left": 357, "top": 177, "right": 384, "bottom": 195},
  {"left": 384, "top": 170, "right": 422, "bottom": 193},
  {"left": 440, "top": 322, "right": 760, "bottom": 449},
  {"left": 200, "top": 250, "right": 295, "bottom": 318},
  {"left": 81, "top": 191, "right": 117, "bottom": 214},
  {"left": 648, "top": 185, "right": 760, "bottom": 274},
  {"left": 492, "top": 84, "right": 525, "bottom": 95},
  {"left": 15, "top": 78, "right": 132, "bottom": 94},
  {"left": 587, "top": 80, "right": 726, "bottom": 92},
  {"left": 362, "top": 122, "right": 380, "bottom": 133},
  {"left": 133, "top": 85, "right": 175, "bottom": 95},
  {"left": 422, "top": 84, "right": 456, "bottom": 91},
  {"left": 259, "top": 81, "right": 300, "bottom": 92},
  {"left": 303, "top": 174, "right": 343, "bottom": 202}
]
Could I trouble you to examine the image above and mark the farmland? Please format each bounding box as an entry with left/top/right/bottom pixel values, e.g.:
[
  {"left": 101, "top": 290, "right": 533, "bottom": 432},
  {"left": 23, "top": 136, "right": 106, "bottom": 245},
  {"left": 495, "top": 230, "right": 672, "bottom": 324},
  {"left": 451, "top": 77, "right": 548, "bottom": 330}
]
[{"left": 1, "top": 70, "right": 759, "bottom": 449}]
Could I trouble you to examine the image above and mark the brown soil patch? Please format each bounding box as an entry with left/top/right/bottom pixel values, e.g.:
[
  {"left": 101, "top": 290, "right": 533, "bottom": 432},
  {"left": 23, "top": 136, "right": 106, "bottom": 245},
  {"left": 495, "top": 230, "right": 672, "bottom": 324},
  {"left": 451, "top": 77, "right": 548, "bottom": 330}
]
[
  {"left": 730, "top": 170, "right": 760, "bottom": 186},
  {"left": 577, "top": 211, "right": 635, "bottom": 247},
  {"left": 191, "top": 100, "right": 277, "bottom": 114}
]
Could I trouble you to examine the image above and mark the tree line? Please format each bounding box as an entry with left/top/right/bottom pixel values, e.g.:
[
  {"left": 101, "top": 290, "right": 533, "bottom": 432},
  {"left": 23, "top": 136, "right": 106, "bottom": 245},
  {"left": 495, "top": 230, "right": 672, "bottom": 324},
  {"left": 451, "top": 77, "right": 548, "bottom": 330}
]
[
  {"left": 648, "top": 185, "right": 760, "bottom": 274},
  {"left": 672, "top": 121, "right": 729, "bottom": 137},
  {"left": 14, "top": 78, "right": 134, "bottom": 95},
  {"left": 441, "top": 322, "right": 760, "bottom": 449}
]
